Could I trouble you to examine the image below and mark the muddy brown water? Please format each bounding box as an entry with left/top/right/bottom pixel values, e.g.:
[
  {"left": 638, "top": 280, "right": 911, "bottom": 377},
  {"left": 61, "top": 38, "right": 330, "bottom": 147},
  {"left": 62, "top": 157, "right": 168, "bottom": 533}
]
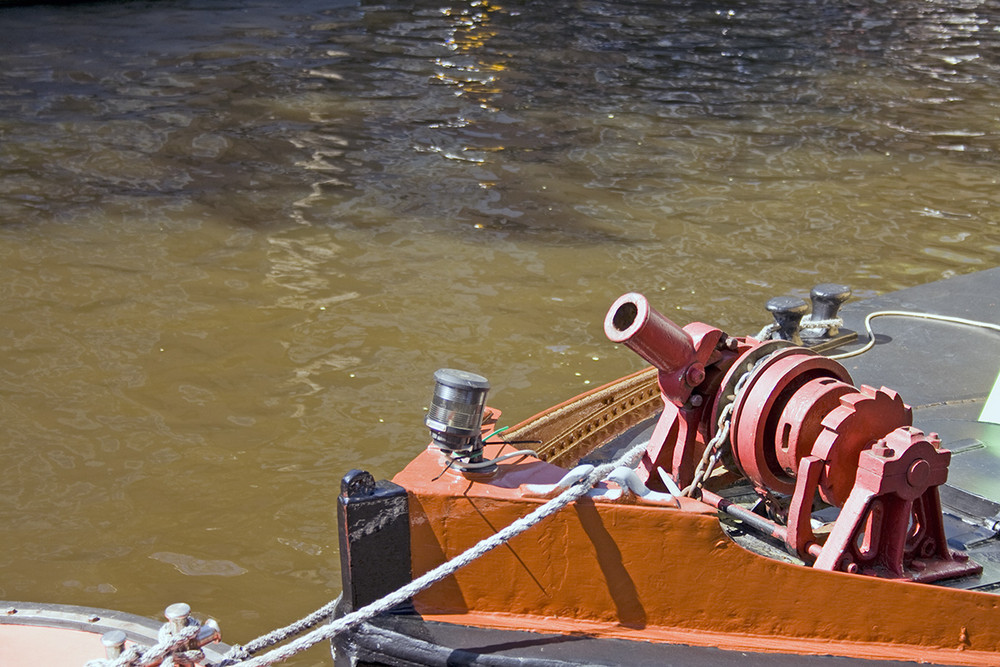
[{"left": 2, "top": 0, "right": 999, "bottom": 663}]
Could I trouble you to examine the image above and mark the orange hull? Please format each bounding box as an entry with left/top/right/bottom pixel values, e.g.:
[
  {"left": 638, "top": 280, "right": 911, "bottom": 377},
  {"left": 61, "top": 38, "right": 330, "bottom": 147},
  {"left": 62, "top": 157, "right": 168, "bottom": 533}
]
[{"left": 397, "top": 444, "right": 1000, "bottom": 665}]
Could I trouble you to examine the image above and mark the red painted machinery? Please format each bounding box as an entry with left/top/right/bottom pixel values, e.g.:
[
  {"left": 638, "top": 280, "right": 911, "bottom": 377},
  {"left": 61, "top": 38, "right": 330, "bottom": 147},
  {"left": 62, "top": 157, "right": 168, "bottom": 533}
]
[{"left": 604, "top": 292, "right": 981, "bottom": 583}]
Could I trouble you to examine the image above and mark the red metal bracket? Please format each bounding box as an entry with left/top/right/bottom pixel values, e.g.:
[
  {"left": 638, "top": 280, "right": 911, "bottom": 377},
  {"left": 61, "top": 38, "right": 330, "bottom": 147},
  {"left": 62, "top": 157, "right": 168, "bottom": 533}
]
[{"left": 814, "top": 427, "right": 981, "bottom": 582}]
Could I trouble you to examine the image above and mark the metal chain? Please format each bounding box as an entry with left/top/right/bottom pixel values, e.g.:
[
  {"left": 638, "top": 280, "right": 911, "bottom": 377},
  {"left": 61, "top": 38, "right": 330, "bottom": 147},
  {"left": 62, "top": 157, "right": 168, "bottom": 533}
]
[
  {"left": 681, "top": 351, "right": 772, "bottom": 497},
  {"left": 681, "top": 402, "right": 733, "bottom": 497}
]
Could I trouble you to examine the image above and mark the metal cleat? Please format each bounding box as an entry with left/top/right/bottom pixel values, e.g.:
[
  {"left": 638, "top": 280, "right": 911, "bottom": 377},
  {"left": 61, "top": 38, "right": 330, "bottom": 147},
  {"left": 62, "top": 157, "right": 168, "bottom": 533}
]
[
  {"left": 523, "top": 464, "right": 596, "bottom": 497},
  {"left": 800, "top": 283, "right": 857, "bottom": 350},
  {"left": 157, "top": 603, "right": 221, "bottom": 667},
  {"left": 602, "top": 467, "right": 680, "bottom": 506},
  {"left": 765, "top": 296, "right": 810, "bottom": 345}
]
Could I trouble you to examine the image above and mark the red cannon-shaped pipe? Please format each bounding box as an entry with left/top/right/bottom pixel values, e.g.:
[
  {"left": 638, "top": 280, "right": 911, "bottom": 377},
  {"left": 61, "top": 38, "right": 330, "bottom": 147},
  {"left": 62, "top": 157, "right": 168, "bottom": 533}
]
[
  {"left": 604, "top": 293, "right": 732, "bottom": 486},
  {"left": 603, "top": 293, "right": 724, "bottom": 405},
  {"left": 604, "top": 293, "right": 697, "bottom": 377}
]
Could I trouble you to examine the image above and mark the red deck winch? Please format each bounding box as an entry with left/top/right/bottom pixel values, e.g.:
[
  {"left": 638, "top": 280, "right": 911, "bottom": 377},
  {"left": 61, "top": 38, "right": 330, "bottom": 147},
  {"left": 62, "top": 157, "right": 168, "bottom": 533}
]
[{"left": 605, "top": 291, "right": 981, "bottom": 582}]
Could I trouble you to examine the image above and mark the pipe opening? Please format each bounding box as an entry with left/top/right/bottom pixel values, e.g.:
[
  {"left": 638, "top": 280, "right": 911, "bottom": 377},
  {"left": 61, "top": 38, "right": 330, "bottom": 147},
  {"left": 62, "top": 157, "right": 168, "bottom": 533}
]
[{"left": 612, "top": 302, "right": 639, "bottom": 333}]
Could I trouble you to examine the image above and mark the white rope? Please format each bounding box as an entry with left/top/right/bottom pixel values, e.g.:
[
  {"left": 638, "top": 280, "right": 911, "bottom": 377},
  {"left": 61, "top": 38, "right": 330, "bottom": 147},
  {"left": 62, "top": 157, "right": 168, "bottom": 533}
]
[
  {"left": 85, "top": 624, "right": 201, "bottom": 667},
  {"left": 828, "top": 310, "right": 1000, "bottom": 360},
  {"left": 800, "top": 316, "right": 845, "bottom": 332},
  {"left": 213, "top": 438, "right": 652, "bottom": 667},
  {"left": 754, "top": 317, "right": 843, "bottom": 341},
  {"left": 219, "top": 597, "right": 340, "bottom": 663},
  {"left": 753, "top": 322, "right": 779, "bottom": 341}
]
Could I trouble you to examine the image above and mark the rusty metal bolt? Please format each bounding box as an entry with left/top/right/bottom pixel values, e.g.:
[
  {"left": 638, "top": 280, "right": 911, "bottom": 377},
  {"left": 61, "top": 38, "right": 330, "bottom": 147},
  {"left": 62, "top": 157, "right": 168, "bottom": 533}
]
[
  {"left": 871, "top": 441, "right": 894, "bottom": 458},
  {"left": 685, "top": 363, "right": 706, "bottom": 387}
]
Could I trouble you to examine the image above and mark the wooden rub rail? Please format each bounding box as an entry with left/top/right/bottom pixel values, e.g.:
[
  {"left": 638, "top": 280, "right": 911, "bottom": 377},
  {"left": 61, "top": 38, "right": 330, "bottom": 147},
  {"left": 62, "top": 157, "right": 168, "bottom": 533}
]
[{"left": 504, "top": 367, "right": 661, "bottom": 467}]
